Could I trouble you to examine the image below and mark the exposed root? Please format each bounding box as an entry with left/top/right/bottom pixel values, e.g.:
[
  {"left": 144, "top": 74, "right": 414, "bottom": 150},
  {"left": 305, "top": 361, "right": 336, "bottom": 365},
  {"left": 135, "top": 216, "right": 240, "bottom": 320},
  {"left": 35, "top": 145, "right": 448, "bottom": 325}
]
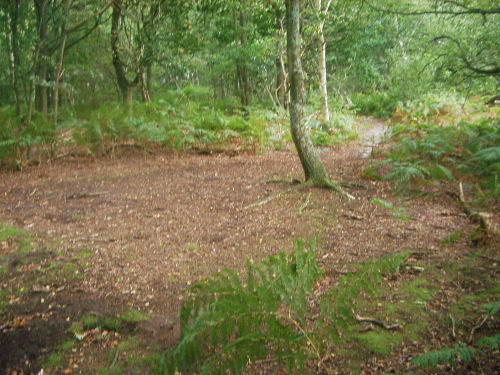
[
  {"left": 297, "top": 192, "right": 311, "bottom": 213},
  {"left": 323, "top": 180, "right": 356, "bottom": 200},
  {"left": 244, "top": 178, "right": 355, "bottom": 210},
  {"left": 243, "top": 181, "right": 311, "bottom": 210}
]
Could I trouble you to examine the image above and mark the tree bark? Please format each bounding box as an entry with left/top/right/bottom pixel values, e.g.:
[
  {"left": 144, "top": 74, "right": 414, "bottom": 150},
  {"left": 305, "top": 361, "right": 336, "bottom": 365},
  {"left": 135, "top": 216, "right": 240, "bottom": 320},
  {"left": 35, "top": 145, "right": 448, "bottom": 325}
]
[
  {"left": 111, "top": 0, "right": 139, "bottom": 107},
  {"left": 286, "top": 0, "right": 330, "bottom": 186},
  {"left": 34, "top": 0, "right": 49, "bottom": 119},
  {"left": 233, "top": 7, "right": 252, "bottom": 106},
  {"left": 53, "top": 0, "right": 71, "bottom": 126},
  {"left": 274, "top": 4, "right": 287, "bottom": 109},
  {"left": 4, "top": 3, "right": 21, "bottom": 115},
  {"left": 316, "top": 0, "right": 330, "bottom": 122}
]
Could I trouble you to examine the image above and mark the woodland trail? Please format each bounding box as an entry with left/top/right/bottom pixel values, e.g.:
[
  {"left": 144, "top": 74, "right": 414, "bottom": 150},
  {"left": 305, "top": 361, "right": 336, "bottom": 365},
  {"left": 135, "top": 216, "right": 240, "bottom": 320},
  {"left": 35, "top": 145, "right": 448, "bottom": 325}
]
[{"left": 0, "top": 118, "right": 488, "bottom": 374}]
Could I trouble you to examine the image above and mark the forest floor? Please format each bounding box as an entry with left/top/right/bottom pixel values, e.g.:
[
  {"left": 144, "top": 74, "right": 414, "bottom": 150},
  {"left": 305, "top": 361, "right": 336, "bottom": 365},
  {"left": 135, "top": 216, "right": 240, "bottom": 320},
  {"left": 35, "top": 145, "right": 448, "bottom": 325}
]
[{"left": 0, "top": 118, "right": 499, "bottom": 375}]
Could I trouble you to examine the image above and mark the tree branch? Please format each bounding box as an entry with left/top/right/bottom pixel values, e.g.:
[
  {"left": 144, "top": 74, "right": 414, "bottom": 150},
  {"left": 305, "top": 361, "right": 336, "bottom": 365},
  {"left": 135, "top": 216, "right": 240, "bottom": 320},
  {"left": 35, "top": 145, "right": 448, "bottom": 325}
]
[{"left": 362, "top": 0, "right": 500, "bottom": 17}]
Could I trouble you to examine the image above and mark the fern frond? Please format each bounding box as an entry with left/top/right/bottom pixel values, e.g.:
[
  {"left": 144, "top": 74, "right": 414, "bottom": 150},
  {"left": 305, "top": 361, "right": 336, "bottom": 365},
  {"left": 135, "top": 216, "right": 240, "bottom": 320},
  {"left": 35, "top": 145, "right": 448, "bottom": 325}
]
[
  {"left": 477, "top": 334, "right": 500, "bottom": 350},
  {"left": 411, "top": 344, "right": 474, "bottom": 369},
  {"left": 481, "top": 301, "right": 500, "bottom": 316},
  {"left": 163, "top": 238, "right": 323, "bottom": 374}
]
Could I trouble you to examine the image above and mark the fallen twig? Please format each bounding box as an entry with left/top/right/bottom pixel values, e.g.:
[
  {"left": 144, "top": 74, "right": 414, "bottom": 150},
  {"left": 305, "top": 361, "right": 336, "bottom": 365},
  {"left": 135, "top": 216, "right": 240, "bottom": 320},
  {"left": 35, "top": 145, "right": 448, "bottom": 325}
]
[
  {"left": 298, "top": 192, "right": 311, "bottom": 214},
  {"left": 359, "top": 323, "right": 375, "bottom": 332},
  {"left": 65, "top": 191, "right": 108, "bottom": 200},
  {"left": 111, "top": 349, "right": 120, "bottom": 368},
  {"left": 354, "top": 313, "right": 401, "bottom": 330},
  {"left": 449, "top": 314, "right": 456, "bottom": 340},
  {"left": 341, "top": 213, "right": 364, "bottom": 220},
  {"left": 468, "top": 314, "right": 489, "bottom": 344}
]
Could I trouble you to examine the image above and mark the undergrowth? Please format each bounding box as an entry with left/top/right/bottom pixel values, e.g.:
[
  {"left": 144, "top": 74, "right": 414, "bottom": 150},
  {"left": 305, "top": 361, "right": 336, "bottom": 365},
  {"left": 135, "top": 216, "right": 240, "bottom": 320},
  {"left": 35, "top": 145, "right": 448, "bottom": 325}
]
[
  {"left": 0, "top": 86, "right": 357, "bottom": 166},
  {"left": 378, "top": 94, "right": 500, "bottom": 198},
  {"left": 412, "top": 301, "right": 500, "bottom": 370},
  {"left": 158, "top": 239, "right": 408, "bottom": 374}
]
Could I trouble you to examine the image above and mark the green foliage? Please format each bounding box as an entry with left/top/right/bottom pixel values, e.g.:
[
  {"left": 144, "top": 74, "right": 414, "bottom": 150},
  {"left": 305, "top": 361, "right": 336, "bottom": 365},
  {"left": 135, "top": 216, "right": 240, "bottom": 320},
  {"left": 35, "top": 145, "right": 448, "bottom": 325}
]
[
  {"left": 81, "top": 314, "right": 100, "bottom": 330},
  {"left": 440, "top": 230, "right": 463, "bottom": 246},
  {"left": 356, "top": 331, "right": 403, "bottom": 356},
  {"left": 482, "top": 301, "right": 500, "bottom": 316},
  {"left": 308, "top": 110, "right": 358, "bottom": 147},
  {"left": 411, "top": 344, "right": 475, "bottom": 369},
  {"left": 385, "top": 112, "right": 500, "bottom": 197},
  {"left": 160, "top": 239, "right": 323, "bottom": 374},
  {"left": 384, "top": 161, "right": 430, "bottom": 192},
  {"left": 120, "top": 309, "right": 150, "bottom": 324},
  {"left": 102, "top": 316, "right": 120, "bottom": 331},
  {"left": 477, "top": 334, "right": 500, "bottom": 351},
  {"left": 401, "top": 92, "right": 464, "bottom": 122},
  {"left": 413, "top": 300, "right": 500, "bottom": 369},
  {"left": 352, "top": 91, "right": 400, "bottom": 118}
]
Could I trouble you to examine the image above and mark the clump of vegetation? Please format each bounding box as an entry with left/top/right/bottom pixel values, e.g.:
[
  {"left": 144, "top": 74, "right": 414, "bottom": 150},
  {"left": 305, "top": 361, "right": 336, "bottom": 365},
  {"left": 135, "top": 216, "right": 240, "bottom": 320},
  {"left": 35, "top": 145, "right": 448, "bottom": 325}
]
[
  {"left": 382, "top": 99, "right": 500, "bottom": 197},
  {"left": 159, "top": 238, "right": 409, "bottom": 374},
  {"left": 119, "top": 308, "right": 150, "bottom": 324},
  {"left": 412, "top": 301, "right": 500, "bottom": 370}
]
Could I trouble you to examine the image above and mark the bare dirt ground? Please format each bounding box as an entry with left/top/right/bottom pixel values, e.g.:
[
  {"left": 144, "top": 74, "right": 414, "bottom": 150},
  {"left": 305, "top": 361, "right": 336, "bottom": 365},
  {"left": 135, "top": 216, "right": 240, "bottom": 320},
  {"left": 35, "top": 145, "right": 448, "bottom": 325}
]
[{"left": 0, "top": 119, "right": 498, "bottom": 374}]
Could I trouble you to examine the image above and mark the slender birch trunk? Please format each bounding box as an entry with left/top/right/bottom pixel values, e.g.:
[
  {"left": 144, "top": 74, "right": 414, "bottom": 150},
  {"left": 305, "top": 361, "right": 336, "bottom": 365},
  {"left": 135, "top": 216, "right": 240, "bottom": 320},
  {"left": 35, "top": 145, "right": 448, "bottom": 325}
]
[
  {"left": 286, "top": 0, "right": 329, "bottom": 185},
  {"left": 316, "top": 0, "right": 330, "bottom": 123},
  {"left": 4, "top": 7, "right": 21, "bottom": 115}
]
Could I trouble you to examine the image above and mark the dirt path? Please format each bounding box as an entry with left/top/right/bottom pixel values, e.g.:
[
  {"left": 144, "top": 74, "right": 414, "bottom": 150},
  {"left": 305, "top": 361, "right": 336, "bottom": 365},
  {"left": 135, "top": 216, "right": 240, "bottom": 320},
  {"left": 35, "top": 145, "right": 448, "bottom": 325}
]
[{"left": 0, "top": 118, "right": 486, "bottom": 374}]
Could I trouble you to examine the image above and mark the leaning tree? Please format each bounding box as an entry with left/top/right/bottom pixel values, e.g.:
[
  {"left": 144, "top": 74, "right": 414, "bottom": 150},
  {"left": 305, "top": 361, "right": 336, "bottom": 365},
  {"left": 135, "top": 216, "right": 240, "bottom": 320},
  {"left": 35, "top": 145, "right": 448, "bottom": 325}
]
[{"left": 285, "top": 0, "right": 353, "bottom": 198}]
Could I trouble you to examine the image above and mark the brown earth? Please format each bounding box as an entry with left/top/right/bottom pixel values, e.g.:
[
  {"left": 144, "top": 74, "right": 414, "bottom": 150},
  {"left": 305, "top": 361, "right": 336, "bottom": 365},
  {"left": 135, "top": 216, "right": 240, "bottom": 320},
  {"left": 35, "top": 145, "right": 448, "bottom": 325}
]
[{"left": 0, "top": 119, "right": 498, "bottom": 374}]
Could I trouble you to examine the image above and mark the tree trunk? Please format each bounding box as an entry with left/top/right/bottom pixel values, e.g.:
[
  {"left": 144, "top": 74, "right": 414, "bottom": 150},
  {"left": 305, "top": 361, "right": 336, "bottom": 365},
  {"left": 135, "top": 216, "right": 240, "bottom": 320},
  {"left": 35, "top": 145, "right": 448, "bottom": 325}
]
[
  {"left": 239, "top": 11, "right": 252, "bottom": 106},
  {"left": 53, "top": 33, "right": 67, "bottom": 125},
  {"left": 53, "top": 0, "right": 71, "bottom": 126},
  {"left": 4, "top": 4, "right": 21, "bottom": 115},
  {"left": 286, "top": 0, "right": 330, "bottom": 186},
  {"left": 111, "top": 0, "right": 138, "bottom": 107},
  {"left": 274, "top": 5, "right": 287, "bottom": 109},
  {"left": 316, "top": 0, "right": 330, "bottom": 122},
  {"left": 35, "top": 0, "right": 49, "bottom": 119},
  {"left": 233, "top": 8, "right": 252, "bottom": 107}
]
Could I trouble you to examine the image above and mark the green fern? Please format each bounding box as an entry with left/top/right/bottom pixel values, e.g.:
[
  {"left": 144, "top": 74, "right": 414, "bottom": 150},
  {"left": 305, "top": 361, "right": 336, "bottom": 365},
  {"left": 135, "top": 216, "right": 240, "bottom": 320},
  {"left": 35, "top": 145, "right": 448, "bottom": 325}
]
[
  {"left": 477, "top": 334, "right": 500, "bottom": 350},
  {"left": 482, "top": 301, "right": 500, "bottom": 316},
  {"left": 384, "top": 161, "right": 430, "bottom": 191},
  {"left": 160, "top": 238, "right": 324, "bottom": 374},
  {"left": 411, "top": 344, "right": 475, "bottom": 369}
]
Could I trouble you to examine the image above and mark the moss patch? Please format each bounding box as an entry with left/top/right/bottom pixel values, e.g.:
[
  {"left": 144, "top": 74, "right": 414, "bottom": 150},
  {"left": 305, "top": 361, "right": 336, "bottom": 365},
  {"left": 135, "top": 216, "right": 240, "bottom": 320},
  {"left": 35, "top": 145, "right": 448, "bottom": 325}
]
[
  {"left": 400, "top": 278, "right": 435, "bottom": 302},
  {"left": 356, "top": 330, "right": 403, "bottom": 355},
  {"left": 119, "top": 308, "right": 150, "bottom": 324}
]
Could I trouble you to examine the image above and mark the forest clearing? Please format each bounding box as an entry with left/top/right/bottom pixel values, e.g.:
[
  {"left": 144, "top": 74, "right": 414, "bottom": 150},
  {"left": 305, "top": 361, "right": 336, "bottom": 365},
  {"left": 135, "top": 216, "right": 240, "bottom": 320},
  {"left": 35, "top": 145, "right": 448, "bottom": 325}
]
[
  {"left": 1, "top": 0, "right": 499, "bottom": 374},
  {"left": 1, "top": 115, "right": 499, "bottom": 374}
]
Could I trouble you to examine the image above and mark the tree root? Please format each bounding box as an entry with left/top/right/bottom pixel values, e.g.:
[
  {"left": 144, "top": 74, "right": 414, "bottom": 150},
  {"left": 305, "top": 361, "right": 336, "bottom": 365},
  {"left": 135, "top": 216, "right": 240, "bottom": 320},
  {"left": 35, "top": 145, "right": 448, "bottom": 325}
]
[
  {"left": 458, "top": 183, "right": 500, "bottom": 238},
  {"left": 244, "top": 181, "right": 312, "bottom": 210},
  {"left": 297, "top": 192, "right": 311, "bottom": 213},
  {"left": 244, "top": 178, "right": 355, "bottom": 210}
]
